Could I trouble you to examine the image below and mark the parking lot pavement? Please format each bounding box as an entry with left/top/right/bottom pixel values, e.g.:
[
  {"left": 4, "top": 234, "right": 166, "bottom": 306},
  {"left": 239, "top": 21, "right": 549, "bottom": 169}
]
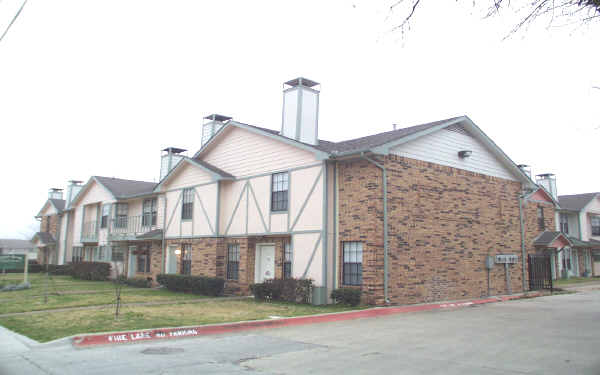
[{"left": 1, "top": 289, "right": 599, "bottom": 375}]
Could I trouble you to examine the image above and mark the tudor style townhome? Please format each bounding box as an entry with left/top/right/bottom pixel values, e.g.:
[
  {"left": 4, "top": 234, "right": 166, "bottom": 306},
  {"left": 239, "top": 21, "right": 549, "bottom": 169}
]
[
  {"left": 34, "top": 77, "right": 566, "bottom": 305},
  {"left": 151, "top": 77, "right": 558, "bottom": 305},
  {"left": 66, "top": 176, "right": 162, "bottom": 278},
  {"left": 546, "top": 186, "right": 600, "bottom": 278}
]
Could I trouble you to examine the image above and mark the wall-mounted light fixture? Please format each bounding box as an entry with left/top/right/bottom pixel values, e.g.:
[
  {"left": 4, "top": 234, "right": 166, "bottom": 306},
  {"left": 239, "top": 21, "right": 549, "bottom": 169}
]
[
  {"left": 458, "top": 150, "right": 472, "bottom": 158},
  {"left": 174, "top": 249, "right": 181, "bottom": 255}
]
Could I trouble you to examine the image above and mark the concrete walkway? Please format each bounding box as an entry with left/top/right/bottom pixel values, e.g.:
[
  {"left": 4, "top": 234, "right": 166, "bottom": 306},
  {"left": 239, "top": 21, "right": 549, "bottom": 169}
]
[{"left": 0, "top": 325, "right": 37, "bottom": 358}]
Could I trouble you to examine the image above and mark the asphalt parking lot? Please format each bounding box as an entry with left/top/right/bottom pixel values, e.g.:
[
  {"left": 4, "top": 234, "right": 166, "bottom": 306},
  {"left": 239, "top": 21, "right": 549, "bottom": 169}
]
[{"left": 1, "top": 286, "right": 599, "bottom": 375}]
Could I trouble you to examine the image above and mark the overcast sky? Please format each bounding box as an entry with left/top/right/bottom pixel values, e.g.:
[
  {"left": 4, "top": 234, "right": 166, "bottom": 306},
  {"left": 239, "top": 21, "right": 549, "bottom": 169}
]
[{"left": 0, "top": 0, "right": 598, "bottom": 239}]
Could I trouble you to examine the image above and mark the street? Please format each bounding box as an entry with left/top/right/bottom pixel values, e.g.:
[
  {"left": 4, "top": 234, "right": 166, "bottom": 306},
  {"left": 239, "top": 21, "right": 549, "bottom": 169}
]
[{"left": 1, "top": 286, "right": 599, "bottom": 375}]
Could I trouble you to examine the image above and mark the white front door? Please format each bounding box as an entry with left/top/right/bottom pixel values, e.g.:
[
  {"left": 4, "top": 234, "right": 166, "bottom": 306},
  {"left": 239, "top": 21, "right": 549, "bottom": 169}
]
[
  {"left": 255, "top": 245, "right": 275, "bottom": 283},
  {"left": 167, "top": 246, "right": 178, "bottom": 274}
]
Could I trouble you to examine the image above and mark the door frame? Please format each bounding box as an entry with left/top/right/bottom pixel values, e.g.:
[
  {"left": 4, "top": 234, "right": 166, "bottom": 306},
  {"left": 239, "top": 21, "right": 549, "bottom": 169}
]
[{"left": 254, "top": 243, "right": 276, "bottom": 284}]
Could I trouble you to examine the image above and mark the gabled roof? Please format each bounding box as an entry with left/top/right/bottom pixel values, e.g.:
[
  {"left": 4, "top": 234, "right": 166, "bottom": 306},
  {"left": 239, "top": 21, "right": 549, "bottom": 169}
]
[
  {"left": 558, "top": 193, "right": 600, "bottom": 212},
  {"left": 94, "top": 176, "right": 156, "bottom": 198},
  {"left": 566, "top": 236, "right": 600, "bottom": 249},
  {"left": 533, "top": 231, "right": 572, "bottom": 247},
  {"left": 524, "top": 186, "right": 560, "bottom": 208},
  {"left": 69, "top": 176, "right": 157, "bottom": 207},
  {"left": 36, "top": 198, "right": 67, "bottom": 217},
  {"left": 191, "top": 115, "right": 533, "bottom": 187},
  {"left": 154, "top": 157, "right": 234, "bottom": 192},
  {"left": 31, "top": 232, "right": 56, "bottom": 245},
  {"left": 0, "top": 239, "right": 33, "bottom": 250}
]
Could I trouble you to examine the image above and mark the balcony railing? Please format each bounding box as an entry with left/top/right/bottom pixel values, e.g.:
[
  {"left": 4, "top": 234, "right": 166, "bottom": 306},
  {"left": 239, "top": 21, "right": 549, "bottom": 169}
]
[
  {"left": 108, "top": 214, "right": 160, "bottom": 241},
  {"left": 81, "top": 220, "right": 98, "bottom": 242}
]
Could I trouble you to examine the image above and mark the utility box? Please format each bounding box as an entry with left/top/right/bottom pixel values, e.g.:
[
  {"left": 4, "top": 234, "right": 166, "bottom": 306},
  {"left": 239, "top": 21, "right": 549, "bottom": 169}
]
[
  {"left": 311, "top": 286, "right": 328, "bottom": 305},
  {"left": 485, "top": 256, "right": 494, "bottom": 270}
]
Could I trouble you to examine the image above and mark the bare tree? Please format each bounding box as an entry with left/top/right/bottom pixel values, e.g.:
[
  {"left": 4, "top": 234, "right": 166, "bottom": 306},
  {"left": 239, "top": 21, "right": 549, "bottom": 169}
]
[{"left": 388, "top": 0, "right": 600, "bottom": 36}]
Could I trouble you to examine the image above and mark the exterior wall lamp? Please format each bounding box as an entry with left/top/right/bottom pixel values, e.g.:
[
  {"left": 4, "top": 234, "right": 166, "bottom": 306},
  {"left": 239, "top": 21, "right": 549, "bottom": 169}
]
[
  {"left": 458, "top": 150, "right": 472, "bottom": 158},
  {"left": 174, "top": 249, "right": 181, "bottom": 255}
]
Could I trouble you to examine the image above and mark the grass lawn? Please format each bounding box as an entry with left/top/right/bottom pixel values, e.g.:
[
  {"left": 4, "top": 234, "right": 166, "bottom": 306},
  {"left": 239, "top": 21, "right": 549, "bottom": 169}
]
[
  {"left": 554, "top": 276, "right": 600, "bottom": 287},
  {"left": 0, "top": 274, "right": 203, "bottom": 314},
  {"left": 0, "top": 300, "right": 361, "bottom": 343}
]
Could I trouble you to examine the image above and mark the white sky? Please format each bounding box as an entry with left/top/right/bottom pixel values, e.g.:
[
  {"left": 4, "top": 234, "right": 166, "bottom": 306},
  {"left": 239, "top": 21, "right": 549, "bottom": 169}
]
[{"left": 0, "top": 0, "right": 598, "bottom": 239}]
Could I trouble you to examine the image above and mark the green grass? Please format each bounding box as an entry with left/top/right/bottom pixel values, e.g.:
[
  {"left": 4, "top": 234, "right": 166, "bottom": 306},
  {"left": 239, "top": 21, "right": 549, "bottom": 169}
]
[
  {"left": 554, "top": 277, "right": 600, "bottom": 286},
  {"left": 0, "top": 275, "right": 202, "bottom": 314},
  {"left": 0, "top": 300, "right": 361, "bottom": 342}
]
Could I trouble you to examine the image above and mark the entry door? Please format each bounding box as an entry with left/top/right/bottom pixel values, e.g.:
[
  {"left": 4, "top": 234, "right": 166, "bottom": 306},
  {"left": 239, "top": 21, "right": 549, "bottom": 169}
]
[
  {"left": 255, "top": 245, "right": 275, "bottom": 283},
  {"left": 128, "top": 246, "right": 137, "bottom": 278},
  {"left": 167, "top": 246, "right": 178, "bottom": 274}
]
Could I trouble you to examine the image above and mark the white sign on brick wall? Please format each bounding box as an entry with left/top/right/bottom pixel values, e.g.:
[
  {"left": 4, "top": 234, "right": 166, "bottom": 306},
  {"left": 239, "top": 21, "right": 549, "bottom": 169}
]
[{"left": 495, "top": 254, "right": 518, "bottom": 264}]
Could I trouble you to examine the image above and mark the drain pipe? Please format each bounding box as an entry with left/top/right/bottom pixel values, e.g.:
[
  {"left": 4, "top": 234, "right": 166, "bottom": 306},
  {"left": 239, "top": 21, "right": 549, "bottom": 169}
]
[
  {"left": 518, "top": 193, "right": 527, "bottom": 292},
  {"left": 361, "top": 153, "right": 389, "bottom": 304}
]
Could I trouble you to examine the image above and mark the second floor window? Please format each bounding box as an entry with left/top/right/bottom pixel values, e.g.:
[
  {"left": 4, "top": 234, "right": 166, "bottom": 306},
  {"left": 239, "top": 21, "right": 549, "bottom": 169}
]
[
  {"left": 537, "top": 207, "right": 545, "bottom": 231},
  {"left": 115, "top": 203, "right": 128, "bottom": 228},
  {"left": 181, "top": 189, "right": 194, "bottom": 220},
  {"left": 283, "top": 242, "right": 292, "bottom": 279},
  {"left": 142, "top": 198, "right": 157, "bottom": 227},
  {"left": 592, "top": 216, "right": 600, "bottom": 236},
  {"left": 100, "top": 204, "right": 110, "bottom": 228},
  {"left": 559, "top": 213, "right": 569, "bottom": 234},
  {"left": 181, "top": 243, "right": 192, "bottom": 275},
  {"left": 271, "top": 172, "right": 289, "bottom": 212}
]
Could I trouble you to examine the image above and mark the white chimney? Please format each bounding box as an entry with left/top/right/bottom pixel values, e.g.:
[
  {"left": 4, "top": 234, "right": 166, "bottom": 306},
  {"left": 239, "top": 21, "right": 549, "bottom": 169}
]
[
  {"left": 536, "top": 173, "right": 557, "bottom": 199},
  {"left": 201, "top": 114, "right": 231, "bottom": 147},
  {"left": 65, "top": 180, "right": 83, "bottom": 204},
  {"left": 160, "top": 147, "right": 187, "bottom": 180},
  {"left": 281, "top": 77, "right": 320, "bottom": 145},
  {"left": 48, "top": 188, "right": 63, "bottom": 200}
]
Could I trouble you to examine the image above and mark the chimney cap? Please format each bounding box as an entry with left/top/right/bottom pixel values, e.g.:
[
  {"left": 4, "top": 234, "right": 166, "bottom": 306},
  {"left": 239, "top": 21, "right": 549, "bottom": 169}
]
[
  {"left": 68, "top": 180, "right": 83, "bottom": 185},
  {"left": 517, "top": 164, "right": 530, "bottom": 168},
  {"left": 203, "top": 114, "right": 232, "bottom": 122},
  {"left": 162, "top": 147, "right": 187, "bottom": 154},
  {"left": 284, "top": 77, "right": 319, "bottom": 88},
  {"left": 536, "top": 173, "right": 555, "bottom": 178},
  {"left": 49, "top": 188, "right": 63, "bottom": 192}
]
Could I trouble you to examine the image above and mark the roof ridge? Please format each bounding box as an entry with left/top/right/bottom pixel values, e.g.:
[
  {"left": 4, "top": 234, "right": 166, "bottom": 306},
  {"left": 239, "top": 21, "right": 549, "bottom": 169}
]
[{"left": 94, "top": 176, "right": 156, "bottom": 185}]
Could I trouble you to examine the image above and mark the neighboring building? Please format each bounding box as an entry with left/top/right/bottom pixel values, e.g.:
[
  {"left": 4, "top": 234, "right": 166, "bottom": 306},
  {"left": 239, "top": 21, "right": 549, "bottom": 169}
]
[
  {"left": 35, "top": 77, "right": 569, "bottom": 305},
  {"left": 32, "top": 188, "right": 66, "bottom": 264},
  {"left": 550, "top": 191, "right": 600, "bottom": 278},
  {"left": 0, "top": 239, "right": 35, "bottom": 259}
]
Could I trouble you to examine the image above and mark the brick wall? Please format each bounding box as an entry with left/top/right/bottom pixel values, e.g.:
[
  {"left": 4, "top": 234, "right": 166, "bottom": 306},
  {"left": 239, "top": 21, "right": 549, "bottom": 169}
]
[
  {"left": 40, "top": 215, "right": 60, "bottom": 238},
  {"left": 338, "top": 154, "right": 545, "bottom": 305}
]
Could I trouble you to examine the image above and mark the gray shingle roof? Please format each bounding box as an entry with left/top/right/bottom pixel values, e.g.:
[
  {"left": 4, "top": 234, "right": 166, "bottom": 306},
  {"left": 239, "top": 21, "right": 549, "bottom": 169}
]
[
  {"left": 237, "top": 117, "right": 463, "bottom": 155},
  {"left": 558, "top": 193, "right": 600, "bottom": 212},
  {"left": 136, "top": 229, "right": 163, "bottom": 240},
  {"left": 189, "top": 158, "right": 234, "bottom": 178},
  {"left": 49, "top": 198, "right": 66, "bottom": 212},
  {"left": 533, "top": 231, "right": 566, "bottom": 246},
  {"left": 94, "top": 176, "right": 156, "bottom": 198},
  {"left": 0, "top": 239, "right": 33, "bottom": 250}
]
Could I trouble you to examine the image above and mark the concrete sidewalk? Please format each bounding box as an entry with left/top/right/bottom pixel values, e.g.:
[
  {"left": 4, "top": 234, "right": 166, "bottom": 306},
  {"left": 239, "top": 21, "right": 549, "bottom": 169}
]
[{"left": 0, "top": 325, "right": 37, "bottom": 358}]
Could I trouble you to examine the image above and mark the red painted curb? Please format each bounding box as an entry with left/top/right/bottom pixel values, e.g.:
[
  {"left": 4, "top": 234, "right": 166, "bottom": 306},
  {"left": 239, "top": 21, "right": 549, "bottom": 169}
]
[{"left": 72, "top": 293, "right": 541, "bottom": 348}]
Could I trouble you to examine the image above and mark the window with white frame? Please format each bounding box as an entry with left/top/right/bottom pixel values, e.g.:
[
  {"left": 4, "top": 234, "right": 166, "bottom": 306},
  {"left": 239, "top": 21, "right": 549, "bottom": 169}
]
[
  {"left": 137, "top": 244, "right": 151, "bottom": 273},
  {"left": 181, "top": 189, "right": 194, "bottom": 220},
  {"left": 142, "top": 198, "right": 157, "bottom": 227},
  {"left": 343, "top": 242, "right": 363, "bottom": 286},
  {"left": 271, "top": 172, "right": 289, "bottom": 212},
  {"left": 100, "top": 204, "right": 110, "bottom": 228},
  {"left": 227, "top": 244, "right": 240, "bottom": 280},
  {"left": 559, "top": 213, "right": 569, "bottom": 234},
  {"left": 114, "top": 203, "right": 128, "bottom": 228},
  {"left": 592, "top": 216, "right": 600, "bottom": 236},
  {"left": 283, "top": 242, "right": 292, "bottom": 279}
]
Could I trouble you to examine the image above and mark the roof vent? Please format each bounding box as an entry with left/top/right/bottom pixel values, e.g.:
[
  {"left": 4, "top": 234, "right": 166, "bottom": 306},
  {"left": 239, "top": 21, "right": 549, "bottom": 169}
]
[
  {"left": 281, "top": 77, "right": 320, "bottom": 146},
  {"left": 201, "top": 114, "right": 232, "bottom": 146}
]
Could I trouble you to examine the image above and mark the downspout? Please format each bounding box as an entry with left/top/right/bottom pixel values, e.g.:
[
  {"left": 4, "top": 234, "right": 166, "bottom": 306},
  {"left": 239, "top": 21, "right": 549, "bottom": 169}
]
[
  {"left": 361, "top": 153, "right": 389, "bottom": 304},
  {"left": 161, "top": 194, "right": 167, "bottom": 274},
  {"left": 518, "top": 193, "right": 527, "bottom": 292},
  {"left": 333, "top": 161, "right": 338, "bottom": 290}
]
